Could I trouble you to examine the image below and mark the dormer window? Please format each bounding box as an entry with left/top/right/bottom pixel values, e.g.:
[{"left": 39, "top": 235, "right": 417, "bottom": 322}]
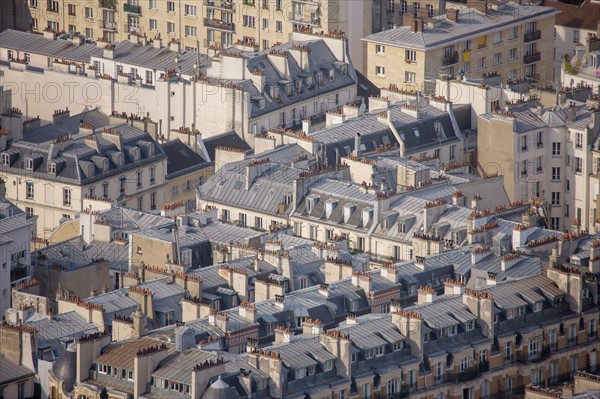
[
  {"left": 306, "top": 75, "right": 314, "bottom": 87},
  {"left": 1, "top": 153, "right": 10, "bottom": 166},
  {"left": 48, "top": 163, "right": 56, "bottom": 174},
  {"left": 25, "top": 158, "right": 34, "bottom": 170},
  {"left": 329, "top": 69, "right": 334, "bottom": 80},
  {"left": 296, "top": 79, "right": 302, "bottom": 92},
  {"left": 316, "top": 72, "right": 323, "bottom": 85},
  {"left": 375, "top": 346, "right": 384, "bottom": 357},
  {"left": 285, "top": 82, "right": 292, "bottom": 96},
  {"left": 465, "top": 320, "right": 475, "bottom": 331},
  {"left": 341, "top": 64, "right": 347, "bottom": 76},
  {"left": 399, "top": 223, "right": 406, "bottom": 233},
  {"left": 323, "top": 360, "right": 333, "bottom": 371}
]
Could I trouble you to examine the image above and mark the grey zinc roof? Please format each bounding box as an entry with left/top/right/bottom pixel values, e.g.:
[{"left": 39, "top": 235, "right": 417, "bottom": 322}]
[
  {"left": 0, "top": 30, "right": 103, "bottom": 62},
  {"left": 24, "top": 311, "right": 99, "bottom": 351},
  {"left": 22, "top": 109, "right": 109, "bottom": 144},
  {"left": 230, "top": 39, "right": 357, "bottom": 119},
  {"left": 198, "top": 145, "right": 314, "bottom": 216},
  {"left": 310, "top": 103, "right": 460, "bottom": 164},
  {"left": 2, "top": 113, "right": 166, "bottom": 185},
  {"left": 363, "top": 3, "right": 560, "bottom": 50},
  {"left": 37, "top": 236, "right": 129, "bottom": 271},
  {"left": 0, "top": 355, "right": 35, "bottom": 385},
  {"left": 97, "top": 207, "right": 173, "bottom": 232},
  {"left": 152, "top": 349, "right": 218, "bottom": 385},
  {"left": 162, "top": 139, "right": 209, "bottom": 178}
]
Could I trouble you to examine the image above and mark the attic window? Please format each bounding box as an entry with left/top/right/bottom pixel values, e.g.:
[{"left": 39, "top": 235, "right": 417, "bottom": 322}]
[
  {"left": 399, "top": 223, "right": 406, "bottom": 233},
  {"left": 413, "top": 128, "right": 420, "bottom": 137},
  {"left": 48, "top": 163, "right": 56, "bottom": 174},
  {"left": 296, "top": 79, "right": 302, "bottom": 92},
  {"left": 316, "top": 72, "right": 323, "bottom": 85},
  {"left": 285, "top": 82, "right": 292, "bottom": 96},
  {"left": 329, "top": 69, "right": 334, "bottom": 80},
  {"left": 306, "top": 75, "right": 314, "bottom": 87},
  {"left": 1, "top": 153, "right": 9, "bottom": 166},
  {"left": 341, "top": 64, "right": 347, "bottom": 76},
  {"left": 25, "top": 158, "right": 34, "bottom": 170}
]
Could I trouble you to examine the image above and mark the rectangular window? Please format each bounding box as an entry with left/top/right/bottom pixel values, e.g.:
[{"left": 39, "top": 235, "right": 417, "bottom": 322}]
[
  {"left": 255, "top": 216, "right": 263, "bottom": 229},
  {"left": 509, "top": 48, "right": 517, "bottom": 61},
  {"left": 375, "top": 66, "right": 385, "bottom": 76},
  {"left": 150, "top": 192, "right": 156, "bottom": 210},
  {"left": 26, "top": 182, "right": 34, "bottom": 199},
  {"left": 536, "top": 156, "right": 542, "bottom": 172},
  {"left": 85, "top": 6, "right": 93, "bottom": 18},
  {"left": 477, "top": 56, "right": 486, "bottom": 70},
  {"left": 276, "top": 21, "right": 282, "bottom": 32},
  {"left": 25, "top": 207, "right": 33, "bottom": 216},
  {"left": 493, "top": 52, "right": 502, "bottom": 65},
  {"left": 262, "top": 18, "right": 269, "bottom": 30},
  {"left": 536, "top": 131, "right": 543, "bottom": 147},
  {"left": 149, "top": 19, "right": 157, "bottom": 30},
  {"left": 185, "top": 4, "right": 197, "bottom": 16},
  {"left": 185, "top": 25, "right": 197, "bottom": 37},
  {"left": 576, "top": 132, "right": 583, "bottom": 149},
  {"left": 551, "top": 217, "right": 560, "bottom": 230},
  {"left": 149, "top": 0, "right": 157, "bottom": 8},
  {"left": 574, "top": 30, "right": 580, "bottom": 43},
  {"left": 521, "top": 135, "right": 528, "bottom": 151},
  {"left": 167, "top": 1, "right": 175, "bottom": 12},
  {"left": 552, "top": 142, "right": 561, "bottom": 155},
  {"left": 146, "top": 70, "right": 153, "bottom": 84},
  {"left": 575, "top": 157, "right": 583, "bottom": 173},
  {"left": 68, "top": 3, "right": 76, "bottom": 15},
  {"left": 405, "top": 49, "right": 416, "bottom": 61},
  {"left": 551, "top": 192, "right": 560, "bottom": 206},
  {"left": 405, "top": 72, "right": 416, "bottom": 83},
  {"left": 552, "top": 167, "right": 560, "bottom": 181},
  {"left": 376, "top": 44, "right": 385, "bottom": 54},
  {"left": 510, "top": 26, "right": 518, "bottom": 39},
  {"left": 449, "top": 144, "right": 456, "bottom": 161},
  {"left": 167, "top": 22, "right": 175, "bottom": 33},
  {"left": 63, "top": 189, "right": 72, "bottom": 205}
]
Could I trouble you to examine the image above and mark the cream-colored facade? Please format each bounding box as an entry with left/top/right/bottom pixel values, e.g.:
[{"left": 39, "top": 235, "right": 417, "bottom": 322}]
[
  {"left": 20, "top": 0, "right": 373, "bottom": 70},
  {"left": 364, "top": 2, "right": 558, "bottom": 91},
  {"left": 478, "top": 101, "right": 600, "bottom": 233}
]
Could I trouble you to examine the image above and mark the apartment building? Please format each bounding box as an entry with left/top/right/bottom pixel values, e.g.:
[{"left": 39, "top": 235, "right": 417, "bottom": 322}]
[
  {"left": 162, "top": 139, "right": 213, "bottom": 213},
  {"left": 197, "top": 144, "right": 350, "bottom": 233},
  {"left": 0, "top": 29, "right": 358, "bottom": 146},
  {"left": 0, "top": 197, "right": 35, "bottom": 318},
  {"left": 543, "top": 0, "right": 600, "bottom": 82},
  {"left": 0, "top": 108, "right": 168, "bottom": 237},
  {"left": 478, "top": 99, "right": 600, "bottom": 232},
  {"left": 19, "top": 0, "right": 374, "bottom": 70},
  {"left": 363, "top": 0, "right": 558, "bottom": 91},
  {"left": 561, "top": 30, "right": 600, "bottom": 89}
]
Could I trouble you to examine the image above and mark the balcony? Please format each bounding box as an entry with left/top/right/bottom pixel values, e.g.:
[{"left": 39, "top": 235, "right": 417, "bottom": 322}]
[
  {"left": 524, "top": 30, "right": 541, "bottom": 42},
  {"left": 124, "top": 3, "right": 141, "bottom": 14},
  {"left": 447, "top": 366, "right": 480, "bottom": 383},
  {"left": 523, "top": 52, "right": 541, "bottom": 64},
  {"left": 203, "top": 18, "right": 235, "bottom": 31},
  {"left": 102, "top": 20, "right": 117, "bottom": 30},
  {"left": 442, "top": 51, "right": 458, "bottom": 66},
  {"left": 289, "top": 13, "right": 320, "bottom": 26},
  {"left": 204, "top": 1, "right": 235, "bottom": 11},
  {"left": 99, "top": 0, "right": 116, "bottom": 9}
]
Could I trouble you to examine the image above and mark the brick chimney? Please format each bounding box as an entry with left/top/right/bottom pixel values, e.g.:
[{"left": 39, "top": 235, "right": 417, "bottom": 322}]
[
  {"left": 417, "top": 285, "right": 436, "bottom": 304},
  {"left": 238, "top": 301, "right": 256, "bottom": 322},
  {"left": 53, "top": 108, "right": 70, "bottom": 124},
  {"left": 274, "top": 325, "right": 294, "bottom": 343}
]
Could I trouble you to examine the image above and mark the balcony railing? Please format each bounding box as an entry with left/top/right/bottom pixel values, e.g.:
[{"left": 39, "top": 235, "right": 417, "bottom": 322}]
[
  {"left": 442, "top": 51, "right": 459, "bottom": 66},
  {"left": 203, "top": 18, "right": 235, "bottom": 31},
  {"left": 102, "top": 20, "right": 117, "bottom": 30},
  {"left": 524, "top": 52, "right": 541, "bottom": 64},
  {"left": 447, "top": 366, "right": 480, "bottom": 383},
  {"left": 204, "top": 1, "right": 234, "bottom": 10},
  {"left": 288, "top": 13, "right": 320, "bottom": 26},
  {"left": 124, "top": 3, "right": 141, "bottom": 13},
  {"left": 524, "top": 30, "right": 541, "bottom": 42}
]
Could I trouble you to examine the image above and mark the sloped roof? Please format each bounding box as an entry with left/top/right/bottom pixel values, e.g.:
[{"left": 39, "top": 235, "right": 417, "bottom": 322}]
[{"left": 543, "top": 0, "right": 600, "bottom": 30}]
